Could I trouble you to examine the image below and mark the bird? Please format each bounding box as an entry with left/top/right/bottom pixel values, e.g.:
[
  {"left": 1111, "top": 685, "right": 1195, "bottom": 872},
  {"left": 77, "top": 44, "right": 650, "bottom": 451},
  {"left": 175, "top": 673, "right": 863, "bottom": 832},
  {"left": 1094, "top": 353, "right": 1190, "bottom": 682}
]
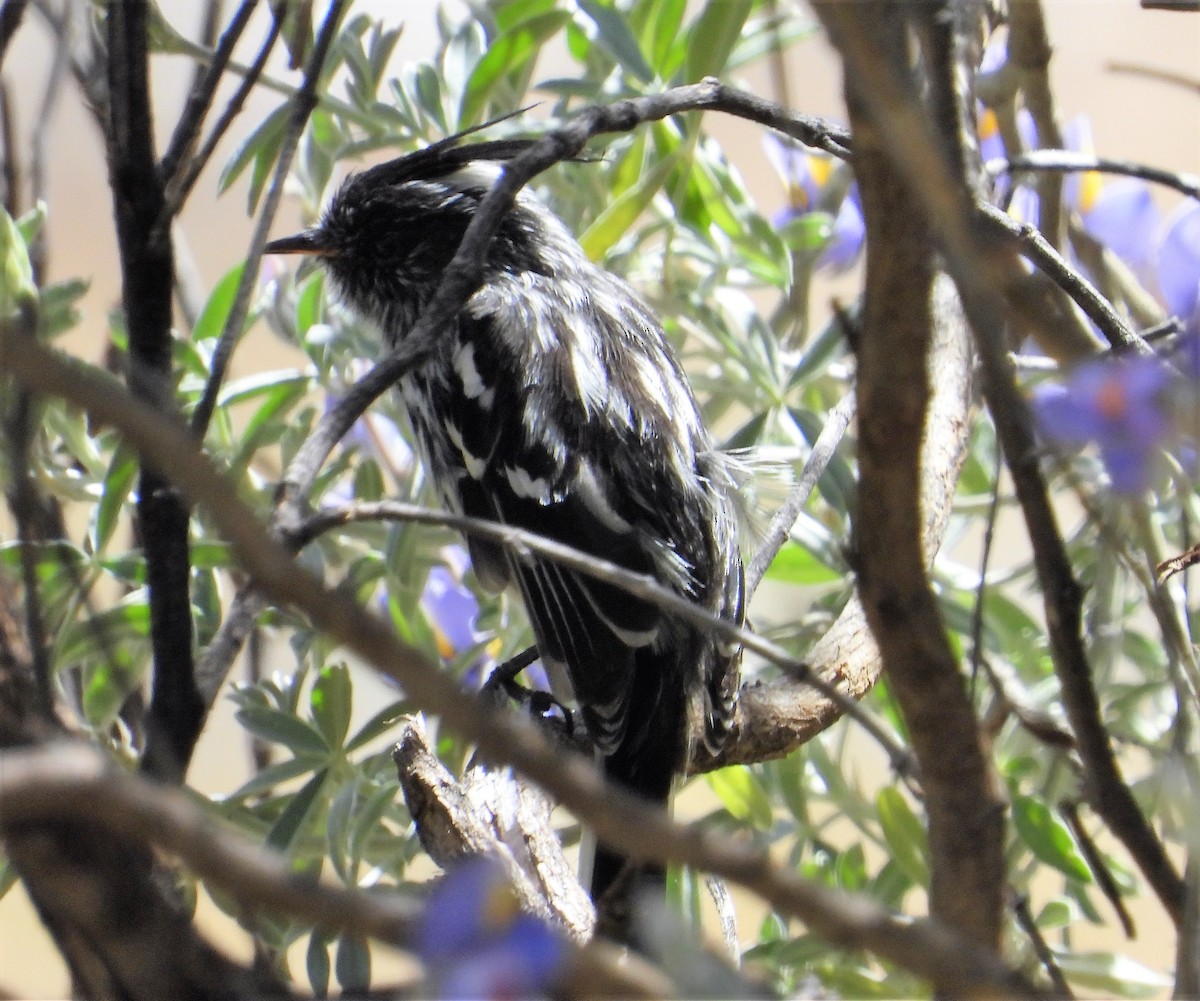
[{"left": 266, "top": 131, "right": 744, "bottom": 939}]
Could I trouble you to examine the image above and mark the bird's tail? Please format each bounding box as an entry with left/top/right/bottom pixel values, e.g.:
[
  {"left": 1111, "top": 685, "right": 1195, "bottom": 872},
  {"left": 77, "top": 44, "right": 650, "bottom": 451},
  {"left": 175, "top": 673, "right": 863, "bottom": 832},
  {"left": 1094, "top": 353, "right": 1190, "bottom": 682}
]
[{"left": 586, "top": 655, "right": 685, "bottom": 945}]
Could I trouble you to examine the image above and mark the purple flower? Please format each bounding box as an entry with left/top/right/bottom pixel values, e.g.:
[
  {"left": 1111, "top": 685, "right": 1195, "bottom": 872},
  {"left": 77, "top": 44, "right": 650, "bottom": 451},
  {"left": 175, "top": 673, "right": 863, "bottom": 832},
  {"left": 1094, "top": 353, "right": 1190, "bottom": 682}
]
[
  {"left": 415, "top": 857, "right": 566, "bottom": 1000},
  {"left": 1032, "top": 355, "right": 1175, "bottom": 493},
  {"left": 978, "top": 105, "right": 1005, "bottom": 165},
  {"left": 1064, "top": 116, "right": 1161, "bottom": 276},
  {"left": 762, "top": 132, "right": 864, "bottom": 272},
  {"left": 421, "top": 546, "right": 497, "bottom": 676},
  {"left": 1158, "top": 200, "right": 1200, "bottom": 338}
]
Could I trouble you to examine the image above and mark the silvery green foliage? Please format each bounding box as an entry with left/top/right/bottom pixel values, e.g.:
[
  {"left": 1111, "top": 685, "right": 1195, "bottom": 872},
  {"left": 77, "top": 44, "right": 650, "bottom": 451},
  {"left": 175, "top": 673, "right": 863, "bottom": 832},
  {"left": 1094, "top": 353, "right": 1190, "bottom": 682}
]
[{"left": 2, "top": 2, "right": 1189, "bottom": 997}]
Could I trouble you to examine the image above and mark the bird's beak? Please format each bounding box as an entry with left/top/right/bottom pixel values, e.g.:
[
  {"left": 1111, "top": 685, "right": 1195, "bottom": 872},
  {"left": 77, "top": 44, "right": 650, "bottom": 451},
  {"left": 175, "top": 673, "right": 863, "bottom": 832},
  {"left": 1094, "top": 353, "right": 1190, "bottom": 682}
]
[{"left": 264, "top": 229, "right": 340, "bottom": 257}]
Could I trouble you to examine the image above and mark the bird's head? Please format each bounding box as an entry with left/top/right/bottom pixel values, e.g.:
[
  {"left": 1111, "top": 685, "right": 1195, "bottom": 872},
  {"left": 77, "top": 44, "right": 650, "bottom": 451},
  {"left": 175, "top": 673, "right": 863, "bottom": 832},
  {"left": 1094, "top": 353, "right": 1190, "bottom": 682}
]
[{"left": 265, "top": 137, "right": 546, "bottom": 336}]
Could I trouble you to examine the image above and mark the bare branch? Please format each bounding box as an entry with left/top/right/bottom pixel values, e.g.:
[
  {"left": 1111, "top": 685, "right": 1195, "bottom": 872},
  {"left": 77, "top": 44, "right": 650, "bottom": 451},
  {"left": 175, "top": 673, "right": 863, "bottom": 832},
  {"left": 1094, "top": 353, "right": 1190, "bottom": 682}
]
[
  {"left": 0, "top": 742, "right": 420, "bottom": 942},
  {"left": 106, "top": 0, "right": 200, "bottom": 783},
  {"left": 159, "top": 12, "right": 283, "bottom": 221},
  {"left": 997, "top": 149, "right": 1200, "bottom": 202},
  {"left": 746, "top": 389, "right": 856, "bottom": 596},
  {"left": 0, "top": 0, "right": 27, "bottom": 72},
  {"left": 297, "top": 498, "right": 914, "bottom": 774},
  {"left": 811, "top": 0, "right": 1186, "bottom": 925},
  {"left": 159, "top": 0, "right": 257, "bottom": 186},
  {"left": 188, "top": 0, "right": 347, "bottom": 439},
  {"left": 815, "top": 0, "right": 1006, "bottom": 953},
  {"left": 0, "top": 330, "right": 1044, "bottom": 999}
]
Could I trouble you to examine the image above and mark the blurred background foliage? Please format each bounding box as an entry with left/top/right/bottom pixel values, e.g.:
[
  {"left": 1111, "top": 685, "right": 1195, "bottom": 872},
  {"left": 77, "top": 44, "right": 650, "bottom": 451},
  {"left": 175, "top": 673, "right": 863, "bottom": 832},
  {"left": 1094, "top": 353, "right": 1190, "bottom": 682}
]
[{"left": 3, "top": 0, "right": 1200, "bottom": 997}]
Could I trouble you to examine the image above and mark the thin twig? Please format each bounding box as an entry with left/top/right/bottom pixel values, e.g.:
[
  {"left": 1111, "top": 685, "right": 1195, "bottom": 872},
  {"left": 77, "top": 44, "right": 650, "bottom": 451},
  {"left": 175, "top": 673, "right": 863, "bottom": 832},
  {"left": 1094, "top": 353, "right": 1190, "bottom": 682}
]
[
  {"left": 1009, "top": 889, "right": 1074, "bottom": 997},
  {"left": 28, "top": 3, "right": 70, "bottom": 281},
  {"left": 996, "top": 150, "right": 1200, "bottom": 202},
  {"left": 1060, "top": 800, "right": 1136, "bottom": 938},
  {"left": 978, "top": 203, "right": 1150, "bottom": 356},
  {"left": 189, "top": 0, "right": 346, "bottom": 440},
  {"left": 0, "top": 0, "right": 28, "bottom": 71},
  {"left": 1108, "top": 61, "right": 1200, "bottom": 93},
  {"left": 159, "top": 0, "right": 257, "bottom": 185},
  {"left": 969, "top": 447, "right": 1002, "bottom": 697},
  {"left": 298, "top": 499, "right": 917, "bottom": 777},
  {"left": 746, "top": 389, "right": 856, "bottom": 597},
  {"left": 0, "top": 330, "right": 1044, "bottom": 1000},
  {"left": 0, "top": 81, "right": 16, "bottom": 216},
  {"left": 159, "top": 13, "right": 283, "bottom": 223}
]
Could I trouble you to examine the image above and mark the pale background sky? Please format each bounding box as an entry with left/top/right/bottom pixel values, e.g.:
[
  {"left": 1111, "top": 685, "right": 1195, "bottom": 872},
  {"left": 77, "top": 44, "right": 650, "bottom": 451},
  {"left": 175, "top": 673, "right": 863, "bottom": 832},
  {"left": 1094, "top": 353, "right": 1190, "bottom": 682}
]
[{"left": 1, "top": 2, "right": 1198, "bottom": 997}]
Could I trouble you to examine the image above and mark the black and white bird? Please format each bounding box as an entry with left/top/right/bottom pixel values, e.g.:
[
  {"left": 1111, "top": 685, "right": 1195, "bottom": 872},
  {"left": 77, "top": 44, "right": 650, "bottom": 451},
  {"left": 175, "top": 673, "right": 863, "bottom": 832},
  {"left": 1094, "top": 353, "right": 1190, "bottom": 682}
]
[{"left": 266, "top": 134, "right": 744, "bottom": 933}]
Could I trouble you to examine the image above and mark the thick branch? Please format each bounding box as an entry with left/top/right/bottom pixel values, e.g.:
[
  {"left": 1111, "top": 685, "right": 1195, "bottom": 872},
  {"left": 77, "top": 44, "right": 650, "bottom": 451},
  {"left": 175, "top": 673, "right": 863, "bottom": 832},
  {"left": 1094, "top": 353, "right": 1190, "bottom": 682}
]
[
  {"left": 815, "top": 0, "right": 1005, "bottom": 953},
  {"left": 812, "top": 0, "right": 1186, "bottom": 926},
  {"left": 105, "top": 0, "right": 200, "bottom": 782},
  {"left": 0, "top": 637, "right": 286, "bottom": 999},
  {"left": 0, "top": 331, "right": 1042, "bottom": 999}
]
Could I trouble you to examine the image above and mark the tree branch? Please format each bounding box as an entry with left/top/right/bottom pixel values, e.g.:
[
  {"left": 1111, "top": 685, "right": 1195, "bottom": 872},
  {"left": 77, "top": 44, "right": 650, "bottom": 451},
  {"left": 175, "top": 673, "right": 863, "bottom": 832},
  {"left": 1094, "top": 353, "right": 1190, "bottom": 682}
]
[
  {"left": 810, "top": 0, "right": 1186, "bottom": 926},
  {"left": 815, "top": 0, "right": 1005, "bottom": 953},
  {"left": 188, "top": 0, "right": 346, "bottom": 439},
  {"left": 997, "top": 149, "right": 1200, "bottom": 202},
  {"left": 105, "top": 0, "right": 201, "bottom": 782},
  {"left": 0, "top": 329, "right": 1043, "bottom": 999}
]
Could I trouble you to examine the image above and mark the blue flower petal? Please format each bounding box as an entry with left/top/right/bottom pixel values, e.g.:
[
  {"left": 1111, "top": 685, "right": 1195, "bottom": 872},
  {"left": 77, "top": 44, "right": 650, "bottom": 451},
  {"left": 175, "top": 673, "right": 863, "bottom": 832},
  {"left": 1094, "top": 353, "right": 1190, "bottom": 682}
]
[
  {"left": 819, "top": 195, "right": 864, "bottom": 272},
  {"left": 422, "top": 565, "right": 482, "bottom": 656},
  {"left": 1158, "top": 200, "right": 1200, "bottom": 330},
  {"left": 1081, "top": 178, "right": 1161, "bottom": 273}
]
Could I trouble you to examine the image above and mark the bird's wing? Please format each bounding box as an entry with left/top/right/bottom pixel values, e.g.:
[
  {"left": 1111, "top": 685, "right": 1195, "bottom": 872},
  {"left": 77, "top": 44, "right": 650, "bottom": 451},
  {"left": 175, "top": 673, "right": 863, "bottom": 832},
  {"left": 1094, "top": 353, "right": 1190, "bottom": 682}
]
[{"left": 430, "top": 306, "right": 688, "bottom": 753}]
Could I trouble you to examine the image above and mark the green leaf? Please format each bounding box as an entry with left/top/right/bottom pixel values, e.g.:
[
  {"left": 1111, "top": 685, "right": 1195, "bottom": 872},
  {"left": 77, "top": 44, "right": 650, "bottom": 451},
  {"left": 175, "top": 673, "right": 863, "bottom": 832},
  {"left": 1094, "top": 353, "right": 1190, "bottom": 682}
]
[
  {"left": 685, "top": 0, "right": 752, "bottom": 82},
  {"left": 57, "top": 598, "right": 151, "bottom": 668},
  {"left": 81, "top": 653, "right": 148, "bottom": 727},
  {"left": 781, "top": 212, "right": 835, "bottom": 253},
  {"left": 36, "top": 277, "right": 89, "bottom": 340},
  {"left": 295, "top": 271, "right": 325, "bottom": 336},
  {"left": 266, "top": 767, "right": 329, "bottom": 852},
  {"left": 706, "top": 765, "right": 774, "bottom": 830},
  {"left": 91, "top": 442, "right": 138, "bottom": 554},
  {"left": 225, "top": 755, "right": 321, "bottom": 801},
  {"left": 763, "top": 542, "right": 839, "bottom": 586},
  {"left": 192, "top": 262, "right": 246, "bottom": 343},
  {"left": 875, "top": 788, "right": 929, "bottom": 886},
  {"left": 1012, "top": 795, "right": 1092, "bottom": 882},
  {"left": 460, "top": 11, "right": 570, "bottom": 127},
  {"left": 495, "top": 0, "right": 561, "bottom": 32},
  {"left": 579, "top": 148, "right": 679, "bottom": 259},
  {"left": 229, "top": 378, "right": 311, "bottom": 468},
  {"left": 577, "top": 0, "right": 654, "bottom": 83},
  {"left": 346, "top": 699, "right": 408, "bottom": 752},
  {"left": 335, "top": 934, "right": 371, "bottom": 992},
  {"left": 15, "top": 201, "right": 46, "bottom": 245},
  {"left": 306, "top": 931, "right": 331, "bottom": 997},
  {"left": 219, "top": 103, "right": 288, "bottom": 199},
  {"left": 326, "top": 778, "right": 357, "bottom": 880},
  {"left": 0, "top": 204, "right": 36, "bottom": 316},
  {"left": 1054, "top": 952, "right": 1170, "bottom": 998},
  {"left": 1035, "top": 896, "right": 1079, "bottom": 929},
  {"left": 348, "top": 780, "right": 401, "bottom": 871},
  {"left": 217, "top": 370, "right": 310, "bottom": 409},
  {"left": 638, "top": 0, "right": 686, "bottom": 78},
  {"left": 236, "top": 705, "right": 330, "bottom": 758},
  {"left": 413, "top": 63, "right": 448, "bottom": 133},
  {"left": 311, "top": 663, "right": 353, "bottom": 749}
]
